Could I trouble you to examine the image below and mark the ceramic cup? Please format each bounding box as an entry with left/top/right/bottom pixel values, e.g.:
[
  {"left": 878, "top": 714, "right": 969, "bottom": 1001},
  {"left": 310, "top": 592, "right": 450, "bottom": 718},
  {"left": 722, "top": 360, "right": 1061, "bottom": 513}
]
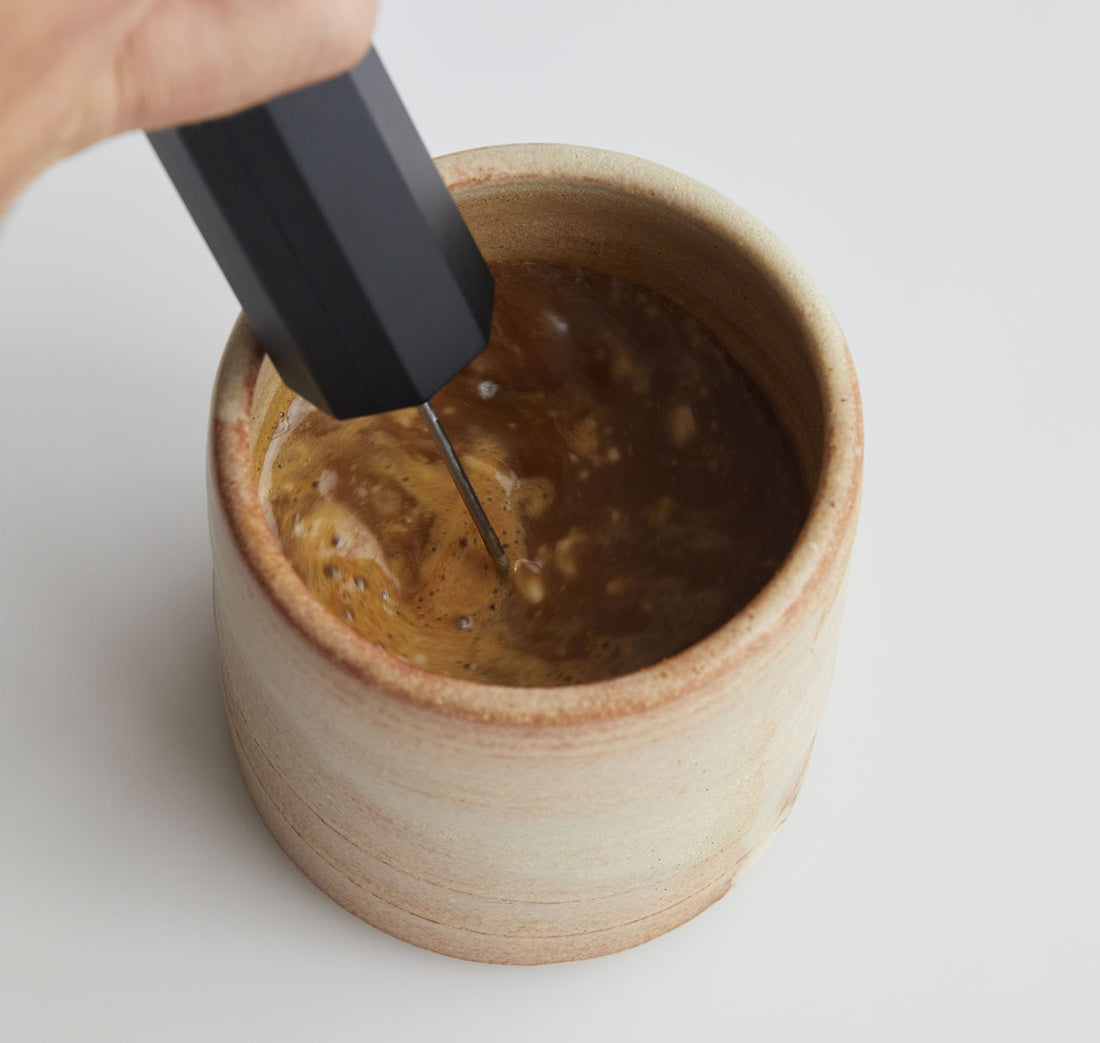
[{"left": 208, "top": 144, "right": 863, "bottom": 964}]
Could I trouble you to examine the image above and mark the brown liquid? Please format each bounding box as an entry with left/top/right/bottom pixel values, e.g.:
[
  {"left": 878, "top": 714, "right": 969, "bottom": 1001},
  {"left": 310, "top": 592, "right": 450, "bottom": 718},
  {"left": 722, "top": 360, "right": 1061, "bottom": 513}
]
[{"left": 258, "top": 262, "right": 807, "bottom": 686}]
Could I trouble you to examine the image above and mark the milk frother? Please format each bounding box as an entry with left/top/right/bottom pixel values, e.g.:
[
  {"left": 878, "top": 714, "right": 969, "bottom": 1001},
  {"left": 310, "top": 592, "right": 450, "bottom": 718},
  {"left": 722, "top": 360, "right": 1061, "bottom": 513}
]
[{"left": 149, "top": 49, "right": 509, "bottom": 575}]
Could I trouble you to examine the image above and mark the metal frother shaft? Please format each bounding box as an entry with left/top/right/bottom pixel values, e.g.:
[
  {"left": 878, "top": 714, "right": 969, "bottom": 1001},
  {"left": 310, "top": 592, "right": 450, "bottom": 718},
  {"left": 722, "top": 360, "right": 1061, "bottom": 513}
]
[
  {"left": 419, "top": 402, "right": 510, "bottom": 579},
  {"left": 149, "top": 49, "right": 509, "bottom": 572}
]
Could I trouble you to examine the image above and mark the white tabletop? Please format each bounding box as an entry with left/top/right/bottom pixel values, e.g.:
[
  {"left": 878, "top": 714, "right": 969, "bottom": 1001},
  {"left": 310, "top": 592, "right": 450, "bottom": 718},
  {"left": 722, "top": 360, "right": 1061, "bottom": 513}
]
[{"left": 2, "top": 2, "right": 1097, "bottom": 1039}]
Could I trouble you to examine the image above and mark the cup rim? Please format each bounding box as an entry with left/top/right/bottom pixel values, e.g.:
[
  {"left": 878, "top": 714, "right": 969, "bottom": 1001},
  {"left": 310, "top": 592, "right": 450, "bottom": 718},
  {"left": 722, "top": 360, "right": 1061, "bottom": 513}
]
[{"left": 210, "top": 143, "right": 863, "bottom": 726}]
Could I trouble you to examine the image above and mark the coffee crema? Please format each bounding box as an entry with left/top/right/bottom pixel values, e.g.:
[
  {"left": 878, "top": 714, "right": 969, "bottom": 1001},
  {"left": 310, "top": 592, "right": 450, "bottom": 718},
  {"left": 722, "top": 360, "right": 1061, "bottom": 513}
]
[{"left": 257, "top": 262, "right": 807, "bottom": 686}]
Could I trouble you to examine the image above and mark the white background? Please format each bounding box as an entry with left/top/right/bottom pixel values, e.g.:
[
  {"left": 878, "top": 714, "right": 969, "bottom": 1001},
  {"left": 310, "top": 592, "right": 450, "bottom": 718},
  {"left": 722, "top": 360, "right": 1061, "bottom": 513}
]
[{"left": 2, "top": 1, "right": 1098, "bottom": 1039}]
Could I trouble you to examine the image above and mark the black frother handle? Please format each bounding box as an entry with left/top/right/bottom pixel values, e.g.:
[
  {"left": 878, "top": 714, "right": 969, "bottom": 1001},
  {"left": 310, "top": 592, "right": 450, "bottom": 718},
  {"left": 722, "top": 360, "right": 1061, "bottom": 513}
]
[{"left": 148, "top": 50, "right": 494, "bottom": 419}]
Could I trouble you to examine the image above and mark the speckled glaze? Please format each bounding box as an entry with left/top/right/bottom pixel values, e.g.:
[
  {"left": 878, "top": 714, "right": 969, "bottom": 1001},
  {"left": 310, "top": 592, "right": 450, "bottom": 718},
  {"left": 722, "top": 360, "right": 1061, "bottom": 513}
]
[{"left": 208, "top": 144, "right": 863, "bottom": 964}]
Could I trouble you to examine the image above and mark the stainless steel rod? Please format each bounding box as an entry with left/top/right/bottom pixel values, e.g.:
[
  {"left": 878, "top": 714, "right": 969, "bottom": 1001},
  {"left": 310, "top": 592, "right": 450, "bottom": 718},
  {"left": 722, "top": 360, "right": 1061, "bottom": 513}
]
[{"left": 419, "top": 401, "right": 511, "bottom": 579}]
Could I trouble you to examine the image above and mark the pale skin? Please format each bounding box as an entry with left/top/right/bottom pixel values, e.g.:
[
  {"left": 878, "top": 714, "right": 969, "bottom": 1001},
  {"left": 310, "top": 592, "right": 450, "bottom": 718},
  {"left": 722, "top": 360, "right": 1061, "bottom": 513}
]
[{"left": 0, "top": 0, "right": 378, "bottom": 212}]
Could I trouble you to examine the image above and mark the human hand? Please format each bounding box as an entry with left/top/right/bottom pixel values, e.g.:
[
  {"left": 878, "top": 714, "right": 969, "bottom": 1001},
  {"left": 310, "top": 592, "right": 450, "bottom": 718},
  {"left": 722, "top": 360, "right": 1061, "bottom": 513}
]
[{"left": 0, "top": 0, "right": 378, "bottom": 211}]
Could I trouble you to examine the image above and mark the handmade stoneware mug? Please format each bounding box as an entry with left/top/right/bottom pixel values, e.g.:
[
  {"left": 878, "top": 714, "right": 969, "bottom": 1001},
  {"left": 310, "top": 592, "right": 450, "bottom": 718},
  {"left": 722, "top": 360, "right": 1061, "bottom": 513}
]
[{"left": 208, "top": 144, "right": 863, "bottom": 964}]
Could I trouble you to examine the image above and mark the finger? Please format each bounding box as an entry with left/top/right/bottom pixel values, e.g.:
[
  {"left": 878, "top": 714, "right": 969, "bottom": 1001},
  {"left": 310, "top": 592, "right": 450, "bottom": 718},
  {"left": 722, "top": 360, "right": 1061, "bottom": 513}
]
[
  {"left": 112, "top": 0, "right": 378, "bottom": 132},
  {"left": 0, "top": 1, "right": 160, "bottom": 202},
  {"left": 0, "top": 2, "right": 156, "bottom": 105}
]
